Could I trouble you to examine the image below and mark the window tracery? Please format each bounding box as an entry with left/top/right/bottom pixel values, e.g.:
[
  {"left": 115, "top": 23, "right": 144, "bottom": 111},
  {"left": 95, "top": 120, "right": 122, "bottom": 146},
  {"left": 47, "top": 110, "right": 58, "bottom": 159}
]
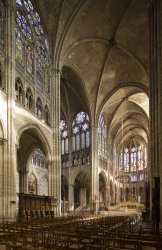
[
  {"left": 15, "top": 30, "right": 24, "bottom": 65},
  {"left": 98, "top": 115, "right": 107, "bottom": 156},
  {"left": 119, "top": 141, "right": 147, "bottom": 182},
  {"left": 15, "top": 0, "right": 50, "bottom": 93},
  {"left": 60, "top": 119, "right": 68, "bottom": 155},
  {"left": 72, "top": 111, "right": 90, "bottom": 152},
  {"left": 31, "top": 148, "right": 48, "bottom": 170}
]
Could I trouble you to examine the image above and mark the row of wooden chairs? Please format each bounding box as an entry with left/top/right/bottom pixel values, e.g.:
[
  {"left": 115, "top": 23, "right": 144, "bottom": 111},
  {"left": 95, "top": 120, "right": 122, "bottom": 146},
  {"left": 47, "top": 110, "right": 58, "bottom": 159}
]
[
  {"left": 0, "top": 213, "right": 161, "bottom": 249},
  {"left": 24, "top": 210, "right": 55, "bottom": 220}
]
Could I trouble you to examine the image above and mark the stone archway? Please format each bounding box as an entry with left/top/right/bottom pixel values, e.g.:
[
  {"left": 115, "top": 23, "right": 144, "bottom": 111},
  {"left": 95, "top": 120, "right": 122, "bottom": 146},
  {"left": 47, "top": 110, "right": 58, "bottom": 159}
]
[
  {"left": 99, "top": 173, "right": 106, "bottom": 205},
  {"left": 16, "top": 125, "right": 51, "bottom": 218},
  {"left": 18, "top": 128, "right": 49, "bottom": 194},
  {"left": 74, "top": 172, "right": 90, "bottom": 210},
  {"left": 110, "top": 180, "right": 113, "bottom": 205},
  {"left": 61, "top": 175, "right": 68, "bottom": 214}
]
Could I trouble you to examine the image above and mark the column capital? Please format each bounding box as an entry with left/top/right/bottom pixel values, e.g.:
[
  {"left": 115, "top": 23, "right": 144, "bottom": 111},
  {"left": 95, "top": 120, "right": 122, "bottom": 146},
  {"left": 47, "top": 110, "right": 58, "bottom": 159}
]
[
  {"left": 0, "top": 138, "right": 8, "bottom": 145},
  {"left": 52, "top": 68, "right": 61, "bottom": 75},
  {"left": 15, "top": 144, "right": 20, "bottom": 150}
]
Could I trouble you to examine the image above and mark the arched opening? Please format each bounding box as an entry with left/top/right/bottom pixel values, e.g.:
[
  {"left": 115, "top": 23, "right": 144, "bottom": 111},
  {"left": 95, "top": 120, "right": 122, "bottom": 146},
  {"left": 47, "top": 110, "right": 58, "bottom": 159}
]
[
  {"left": 74, "top": 179, "right": 80, "bottom": 209},
  {"left": 99, "top": 174, "right": 106, "bottom": 206},
  {"left": 74, "top": 172, "right": 90, "bottom": 211},
  {"left": 17, "top": 126, "right": 51, "bottom": 219},
  {"left": 110, "top": 180, "right": 113, "bottom": 205},
  {"left": 126, "top": 187, "right": 130, "bottom": 202},
  {"left": 61, "top": 175, "right": 68, "bottom": 215}
]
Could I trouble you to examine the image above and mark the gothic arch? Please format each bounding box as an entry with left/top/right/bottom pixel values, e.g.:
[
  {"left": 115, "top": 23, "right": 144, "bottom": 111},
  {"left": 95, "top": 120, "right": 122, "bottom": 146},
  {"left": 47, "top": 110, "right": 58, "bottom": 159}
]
[
  {"left": 16, "top": 123, "right": 51, "bottom": 161},
  {"left": 99, "top": 172, "right": 107, "bottom": 203}
]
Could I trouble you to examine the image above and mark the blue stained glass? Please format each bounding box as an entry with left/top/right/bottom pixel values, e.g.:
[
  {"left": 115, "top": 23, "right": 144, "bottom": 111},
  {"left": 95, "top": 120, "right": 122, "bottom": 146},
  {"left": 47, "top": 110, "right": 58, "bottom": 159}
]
[
  {"left": 17, "top": 11, "right": 32, "bottom": 39},
  {"left": 36, "top": 41, "right": 48, "bottom": 63},
  {"left": 26, "top": 44, "right": 33, "bottom": 74},
  {"left": 27, "top": 10, "right": 44, "bottom": 37},
  {"left": 16, "top": 0, "right": 50, "bottom": 90}
]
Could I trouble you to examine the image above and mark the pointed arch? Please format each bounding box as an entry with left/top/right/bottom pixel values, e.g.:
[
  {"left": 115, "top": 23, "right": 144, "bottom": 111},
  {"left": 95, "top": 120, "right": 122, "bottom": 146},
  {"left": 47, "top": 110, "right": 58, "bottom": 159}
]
[{"left": 16, "top": 123, "right": 51, "bottom": 161}]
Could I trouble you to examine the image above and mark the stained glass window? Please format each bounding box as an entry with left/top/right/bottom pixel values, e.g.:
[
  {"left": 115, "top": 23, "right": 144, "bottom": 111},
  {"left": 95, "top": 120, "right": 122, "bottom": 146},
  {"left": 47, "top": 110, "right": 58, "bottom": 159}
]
[
  {"left": 120, "top": 142, "right": 146, "bottom": 178},
  {"left": 131, "top": 147, "right": 137, "bottom": 172},
  {"left": 144, "top": 147, "right": 147, "bottom": 168},
  {"left": 15, "top": 30, "right": 24, "bottom": 65},
  {"left": 139, "top": 174, "right": 144, "bottom": 181},
  {"left": 31, "top": 148, "right": 48, "bottom": 169},
  {"left": 15, "top": 0, "right": 50, "bottom": 92},
  {"left": 138, "top": 146, "right": 144, "bottom": 170},
  {"left": 98, "top": 115, "right": 107, "bottom": 156},
  {"left": 124, "top": 148, "right": 129, "bottom": 172},
  {"left": 26, "top": 43, "right": 33, "bottom": 75},
  {"left": 60, "top": 119, "right": 68, "bottom": 155},
  {"left": 16, "top": 10, "right": 32, "bottom": 40},
  {"left": 120, "top": 152, "right": 123, "bottom": 172},
  {"left": 81, "top": 133, "right": 85, "bottom": 149},
  {"left": 131, "top": 175, "right": 137, "bottom": 182},
  {"left": 44, "top": 69, "right": 50, "bottom": 93},
  {"left": 72, "top": 111, "right": 90, "bottom": 152}
]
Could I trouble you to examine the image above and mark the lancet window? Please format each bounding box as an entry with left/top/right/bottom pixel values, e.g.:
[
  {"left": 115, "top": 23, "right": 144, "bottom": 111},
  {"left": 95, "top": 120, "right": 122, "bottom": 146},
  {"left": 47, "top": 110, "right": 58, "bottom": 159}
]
[
  {"left": 98, "top": 115, "right": 107, "bottom": 156},
  {"left": 72, "top": 112, "right": 90, "bottom": 152},
  {"left": 60, "top": 119, "right": 68, "bottom": 155},
  {"left": 119, "top": 141, "right": 147, "bottom": 183}
]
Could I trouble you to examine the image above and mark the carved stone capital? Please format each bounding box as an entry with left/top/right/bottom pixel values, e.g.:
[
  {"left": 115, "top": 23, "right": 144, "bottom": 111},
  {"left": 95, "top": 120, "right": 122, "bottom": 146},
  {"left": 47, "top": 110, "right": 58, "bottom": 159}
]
[
  {"left": 15, "top": 144, "right": 20, "bottom": 150},
  {"left": 52, "top": 68, "right": 61, "bottom": 74},
  {"left": 0, "top": 138, "right": 8, "bottom": 145}
]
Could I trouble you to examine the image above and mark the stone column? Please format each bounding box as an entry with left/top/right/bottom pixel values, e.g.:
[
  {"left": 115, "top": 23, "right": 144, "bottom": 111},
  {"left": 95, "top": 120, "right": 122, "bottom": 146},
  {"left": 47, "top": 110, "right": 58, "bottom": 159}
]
[
  {"left": 49, "top": 67, "right": 61, "bottom": 215},
  {"left": 149, "top": 0, "right": 162, "bottom": 220},
  {"left": 80, "top": 187, "right": 86, "bottom": 206},
  {"left": 3, "top": 0, "right": 17, "bottom": 219},
  {"left": 68, "top": 129, "right": 74, "bottom": 212},
  {"left": 68, "top": 184, "right": 74, "bottom": 212},
  {"left": 0, "top": 138, "right": 7, "bottom": 219},
  {"left": 91, "top": 125, "right": 99, "bottom": 213}
]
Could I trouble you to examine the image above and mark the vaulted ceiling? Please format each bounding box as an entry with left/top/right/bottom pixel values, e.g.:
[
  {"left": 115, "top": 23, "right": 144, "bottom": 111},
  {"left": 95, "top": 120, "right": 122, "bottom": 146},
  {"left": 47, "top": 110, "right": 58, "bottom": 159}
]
[{"left": 35, "top": 0, "right": 150, "bottom": 148}]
